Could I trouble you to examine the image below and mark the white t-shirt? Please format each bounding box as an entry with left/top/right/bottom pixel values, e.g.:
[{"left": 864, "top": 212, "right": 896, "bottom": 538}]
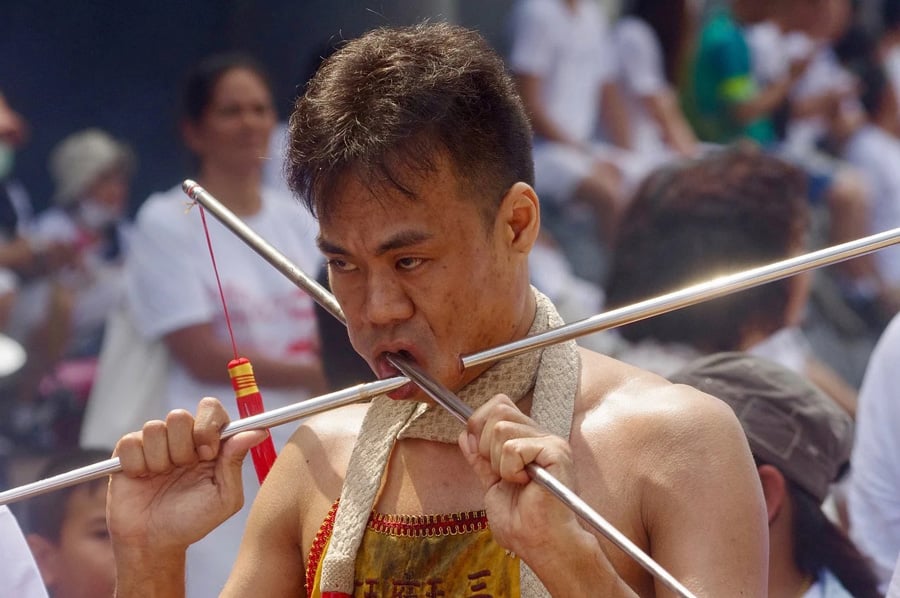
[
  {"left": 126, "top": 184, "right": 323, "bottom": 598},
  {"left": 888, "top": 559, "right": 900, "bottom": 598},
  {"left": 848, "top": 313, "right": 900, "bottom": 591},
  {"left": 127, "top": 183, "right": 322, "bottom": 421},
  {"left": 0, "top": 505, "right": 48, "bottom": 598},
  {"left": 612, "top": 16, "right": 668, "bottom": 155},
  {"left": 508, "top": 0, "right": 616, "bottom": 143},
  {"left": 842, "top": 125, "right": 900, "bottom": 287}
]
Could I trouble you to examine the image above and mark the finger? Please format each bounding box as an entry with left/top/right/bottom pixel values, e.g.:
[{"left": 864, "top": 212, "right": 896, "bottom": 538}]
[
  {"left": 193, "top": 397, "right": 230, "bottom": 461},
  {"left": 166, "top": 409, "right": 199, "bottom": 467},
  {"left": 476, "top": 403, "right": 539, "bottom": 473},
  {"left": 458, "top": 429, "right": 500, "bottom": 491},
  {"left": 115, "top": 431, "right": 149, "bottom": 477},
  {"left": 469, "top": 394, "right": 527, "bottom": 455},
  {"left": 142, "top": 420, "right": 174, "bottom": 474},
  {"left": 489, "top": 420, "right": 545, "bottom": 482},
  {"left": 499, "top": 435, "right": 575, "bottom": 487}
]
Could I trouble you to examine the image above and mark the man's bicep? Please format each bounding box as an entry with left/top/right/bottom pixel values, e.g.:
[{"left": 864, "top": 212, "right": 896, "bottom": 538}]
[{"left": 645, "top": 402, "right": 768, "bottom": 597}]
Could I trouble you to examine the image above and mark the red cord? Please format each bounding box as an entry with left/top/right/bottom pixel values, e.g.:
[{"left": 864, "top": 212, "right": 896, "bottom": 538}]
[{"left": 197, "top": 205, "right": 239, "bottom": 360}]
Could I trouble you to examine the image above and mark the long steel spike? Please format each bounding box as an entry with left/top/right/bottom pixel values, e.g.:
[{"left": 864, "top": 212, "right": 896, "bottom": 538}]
[
  {"left": 0, "top": 377, "right": 405, "bottom": 506},
  {"left": 463, "top": 227, "right": 900, "bottom": 368}
]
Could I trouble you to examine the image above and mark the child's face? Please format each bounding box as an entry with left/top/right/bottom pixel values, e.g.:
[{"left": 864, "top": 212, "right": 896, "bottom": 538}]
[{"left": 48, "top": 484, "right": 115, "bottom": 598}]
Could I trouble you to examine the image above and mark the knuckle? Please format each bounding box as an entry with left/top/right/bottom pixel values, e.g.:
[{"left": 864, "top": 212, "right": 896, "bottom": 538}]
[{"left": 142, "top": 419, "right": 167, "bottom": 436}]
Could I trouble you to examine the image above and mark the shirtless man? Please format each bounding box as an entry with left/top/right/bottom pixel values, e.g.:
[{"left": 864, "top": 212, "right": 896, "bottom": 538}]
[{"left": 108, "top": 23, "right": 767, "bottom": 597}]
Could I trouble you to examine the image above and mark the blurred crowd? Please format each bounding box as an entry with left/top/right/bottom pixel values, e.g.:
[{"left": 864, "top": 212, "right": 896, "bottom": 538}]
[{"left": 4, "top": 0, "right": 900, "bottom": 596}]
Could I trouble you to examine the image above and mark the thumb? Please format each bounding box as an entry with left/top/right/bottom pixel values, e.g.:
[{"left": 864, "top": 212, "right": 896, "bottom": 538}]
[
  {"left": 221, "top": 429, "right": 270, "bottom": 463},
  {"left": 214, "top": 430, "right": 270, "bottom": 503}
]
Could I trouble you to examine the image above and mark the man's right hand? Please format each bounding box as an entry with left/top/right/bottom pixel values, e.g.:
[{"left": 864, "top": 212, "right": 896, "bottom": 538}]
[{"left": 108, "top": 397, "right": 268, "bottom": 555}]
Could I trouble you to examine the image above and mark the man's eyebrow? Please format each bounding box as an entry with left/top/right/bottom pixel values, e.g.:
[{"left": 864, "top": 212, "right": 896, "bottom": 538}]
[
  {"left": 317, "top": 230, "right": 433, "bottom": 257},
  {"left": 317, "top": 237, "right": 346, "bottom": 255},
  {"left": 375, "top": 230, "right": 433, "bottom": 256}
]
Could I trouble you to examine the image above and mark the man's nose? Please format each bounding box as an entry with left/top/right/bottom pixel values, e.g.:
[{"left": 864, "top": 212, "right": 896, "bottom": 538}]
[{"left": 364, "top": 273, "right": 414, "bottom": 325}]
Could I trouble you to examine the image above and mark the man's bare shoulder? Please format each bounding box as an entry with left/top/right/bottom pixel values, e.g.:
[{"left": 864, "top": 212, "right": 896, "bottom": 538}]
[
  {"left": 285, "top": 402, "right": 370, "bottom": 463},
  {"left": 575, "top": 346, "right": 748, "bottom": 462}
]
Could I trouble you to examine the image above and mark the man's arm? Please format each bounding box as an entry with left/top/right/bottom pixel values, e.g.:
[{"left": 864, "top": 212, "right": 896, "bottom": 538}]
[
  {"left": 637, "top": 386, "right": 769, "bottom": 596},
  {"left": 463, "top": 389, "right": 768, "bottom": 596},
  {"left": 108, "top": 399, "right": 267, "bottom": 598},
  {"left": 222, "top": 431, "right": 314, "bottom": 597},
  {"left": 462, "top": 395, "right": 638, "bottom": 596}
]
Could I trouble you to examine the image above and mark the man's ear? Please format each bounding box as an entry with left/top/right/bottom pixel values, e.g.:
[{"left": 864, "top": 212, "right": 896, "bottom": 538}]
[
  {"left": 25, "top": 533, "right": 59, "bottom": 589},
  {"left": 757, "top": 464, "right": 787, "bottom": 525},
  {"left": 497, "top": 182, "right": 540, "bottom": 253}
]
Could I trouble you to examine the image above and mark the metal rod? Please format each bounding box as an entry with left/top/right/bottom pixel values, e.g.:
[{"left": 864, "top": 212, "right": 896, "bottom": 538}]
[
  {"left": 0, "top": 377, "right": 405, "bottom": 506},
  {"left": 182, "top": 180, "right": 345, "bottom": 323},
  {"left": 386, "top": 354, "right": 697, "bottom": 598},
  {"left": 463, "top": 226, "right": 900, "bottom": 368}
]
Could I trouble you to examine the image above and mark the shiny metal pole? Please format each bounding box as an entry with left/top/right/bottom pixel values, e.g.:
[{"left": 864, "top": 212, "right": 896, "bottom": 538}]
[
  {"left": 182, "top": 180, "right": 345, "bottom": 323},
  {"left": 0, "top": 377, "right": 405, "bottom": 506},
  {"left": 463, "top": 226, "right": 900, "bottom": 368}
]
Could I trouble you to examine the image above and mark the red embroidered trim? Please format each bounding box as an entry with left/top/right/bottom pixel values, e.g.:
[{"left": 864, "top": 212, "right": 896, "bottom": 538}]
[
  {"left": 306, "top": 500, "right": 340, "bottom": 595},
  {"left": 368, "top": 509, "right": 489, "bottom": 538}
]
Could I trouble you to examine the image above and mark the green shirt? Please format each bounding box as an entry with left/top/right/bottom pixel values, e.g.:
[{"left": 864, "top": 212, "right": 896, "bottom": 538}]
[{"left": 682, "top": 8, "right": 775, "bottom": 145}]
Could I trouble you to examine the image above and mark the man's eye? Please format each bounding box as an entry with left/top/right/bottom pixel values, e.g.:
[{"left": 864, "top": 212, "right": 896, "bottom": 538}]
[
  {"left": 328, "top": 259, "right": 357, "bottom": 273},
  {"left": 396, "top": 257, "right": 424, "bottom": 271}
]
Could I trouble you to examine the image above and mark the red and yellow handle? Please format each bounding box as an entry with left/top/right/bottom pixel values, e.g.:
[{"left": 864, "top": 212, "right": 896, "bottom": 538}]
[{"left": 228, "top": 357, "right": 278, "bottom": 483}]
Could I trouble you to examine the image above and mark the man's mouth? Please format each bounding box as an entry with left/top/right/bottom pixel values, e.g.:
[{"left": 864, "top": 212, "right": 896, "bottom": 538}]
[{"left": 377, "top": 349, "right": 420, "bottom": 400}]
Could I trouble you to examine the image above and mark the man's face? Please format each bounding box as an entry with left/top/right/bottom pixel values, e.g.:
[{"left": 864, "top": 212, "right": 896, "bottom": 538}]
[{"left": 318, "top": 160, "right": 532, "bottom": 400}]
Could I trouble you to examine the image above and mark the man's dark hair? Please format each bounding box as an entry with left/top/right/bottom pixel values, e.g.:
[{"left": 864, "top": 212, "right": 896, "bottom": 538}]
[
  {"left": 605, "top": 143, "right": 808, "bottom": 351},
  {"left": 286, "top": 22, "right": 534, "bottom": 225},
  {"left": 22, "top": 448, "right": 113, "bottom": 541}
]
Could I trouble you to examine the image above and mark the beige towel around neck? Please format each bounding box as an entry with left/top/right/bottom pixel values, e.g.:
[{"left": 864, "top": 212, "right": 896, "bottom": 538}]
[{"left": 320, "top": 288, "right": 580, "bottom": 596}]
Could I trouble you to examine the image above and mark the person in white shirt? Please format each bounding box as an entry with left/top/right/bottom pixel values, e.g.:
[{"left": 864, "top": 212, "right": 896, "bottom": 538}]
[
  {"left": 612, "top": 0, "right": 698, "bottom": 158},
  {"left": 848, "top": 311, "right": 900, "bottom": 591},
  {"left": 0, "top": 505, "right": 48, "bottom": 598},
  {"left": 507, "top": 0, "right": 638, "bottom": 277},
  {"left": 124, "top": 52, "right": 325, "bottom": 598},
  {"left": 837, "top": 59, "right": 900, "bottom": 308}
]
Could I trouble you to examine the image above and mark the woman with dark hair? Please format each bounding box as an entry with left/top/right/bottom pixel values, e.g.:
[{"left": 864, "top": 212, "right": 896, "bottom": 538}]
[
  {"left": 612, "top": 0, "right": 699, "bottom": 157},
  {"left": 122, "top": 52, "right": 325, "bottom": 597}
]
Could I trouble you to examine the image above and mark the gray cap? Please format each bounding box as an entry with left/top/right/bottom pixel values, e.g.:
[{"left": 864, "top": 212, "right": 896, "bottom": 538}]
[
  {"left": 49, "top": 128, "right": 134, "bottom": 205},
  {"left": 670, "top": 352, "right": 853, "bottom": 503}
]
